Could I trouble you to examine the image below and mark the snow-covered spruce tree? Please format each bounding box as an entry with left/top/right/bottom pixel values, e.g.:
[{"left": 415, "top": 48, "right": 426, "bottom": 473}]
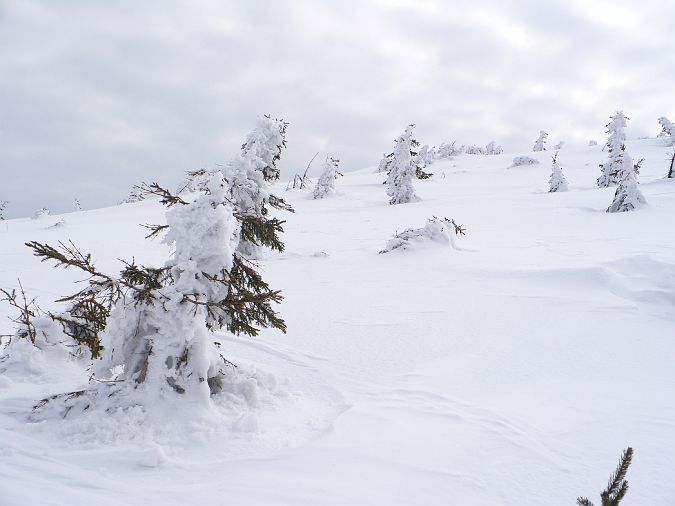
[
  {"left": 224, "top": 115, "right": 293, "bottom": 260},
  {"left": 0, "top": 201, "right": 7, "bottom": 220},
  {"left": 548, "top": 152, "right": 568, "bottom": 192},
  {"left": 533, "top": 130, "right": 548, "bottom": 151},
  {"left": 379, "top": 125, "right": 432, "bottom": 179},
  {"left": 554, "top": 140, "right": 565, "bottom": 150},
  {"left": 598, "top": 112, "right": 629, "bottom": 187},
  {"left": 607, "top": 152, "right": 646, "bottom": 212},
  {"left": 27, "top": 172, "right": 286, "bottom": 415},
  {"left": 386, "top": 126, "right": 421, "bottom": 205},
  {"left": 313, "top": 157, "right": 341, "bottom": 199}
]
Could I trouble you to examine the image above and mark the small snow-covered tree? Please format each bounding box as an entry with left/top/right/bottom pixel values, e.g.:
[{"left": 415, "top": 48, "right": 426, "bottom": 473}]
[
  {"left": 533, "top": 131, "right": 548, "bottom": 151},
  {"left": 313, "top": 157, "right": 341, "bottom": 199},
  {"left": 386, "top": 126, "right": 421, "bottom": 205},
  {"left": 554, "top": 140, "right": 565, "bottom": 150},
  {"left": 176, "top": 168, "right": 212, "bottom": 194},
  {"left": 658, "top": 116, "right": 675, "bottom": 144},
  {"left": 379, "top": 127, "right": 432, "bottom": 179},
  {"left": 73, "top": 198, "right": 82, "bottom": 212},
  {"left": 0, "top": 201, "right": 7, "bottom": 220},
  {"left": 589, "top": 140, "right": 598, "bottom": 146},
  {"left": 548, "top": 152, "right": 568, "bottom": 192},
  {"left": 598, "top": 112, "right": 629, "bottom": 187},
  {"left": 417, "top": 144, "right": 434, "bottom": 167},
  {"left": 607, "top": 152, "right": 646, "bottom": 212}
]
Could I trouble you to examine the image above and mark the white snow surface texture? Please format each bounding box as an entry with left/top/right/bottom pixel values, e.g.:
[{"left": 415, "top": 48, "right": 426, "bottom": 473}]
[{"left": 1, "top": 139, "right": 675, "bottom": 505}]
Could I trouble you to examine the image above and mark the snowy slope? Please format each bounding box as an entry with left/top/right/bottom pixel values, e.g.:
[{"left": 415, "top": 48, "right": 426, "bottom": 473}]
[{"left": 1, "top": 139, "right": 675, "bottom": 505}]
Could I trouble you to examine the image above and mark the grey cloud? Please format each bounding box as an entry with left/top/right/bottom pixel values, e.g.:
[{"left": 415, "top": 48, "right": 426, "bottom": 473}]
[{"left": 1, "top": 0, "right": 673, "bottom": 217}]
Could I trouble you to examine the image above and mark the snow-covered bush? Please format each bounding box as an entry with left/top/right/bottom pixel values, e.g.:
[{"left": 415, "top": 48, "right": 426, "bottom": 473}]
[
  {"left": 607, "top": 153, "right": 646, "bottom": 213},
  {"left": 465, "top": 144, "right": 485, "bottom": 155},
  {"left": 510, "top": 156, "right": 539, "bottom": 168},
  {"left": 313, "top": 157, "right": 341, "bottom": 199},
  {"left": 417, "top": 144, "right": 434, "bottom": 167},
  {"left": 464, "top": 141, "right": 502, "bottom": 155},
  {"left": 0, "top": 281, "right": 93, "bottom": 377},
  {"left": 533, "top": 131, "right": 548, "bottom": 151},
  {"left": 31, "top": 208, "right": 50, "bottom": 220},
  {"left": 386, "top": 126, "right": 421, "bottom": 205},
  {"left": 435, "top": 141, "right": 463, "bottom": 159},
  {"left": 485, "top": 141, "right": 503, "bottom": 155},
  {"left": 379, "top": 217, "right": 465, "bottom": 253},
  {"left": 548, "top": 152, "right": 568, "bottom": 192},
  {"left": 598, "top": 112, "right": 629, "bottom": 187}
]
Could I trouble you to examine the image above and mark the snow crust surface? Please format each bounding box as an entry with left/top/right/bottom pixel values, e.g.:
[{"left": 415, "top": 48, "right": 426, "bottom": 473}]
[{"left": 1, "top": 139, "right": 675, "bottom": 505}]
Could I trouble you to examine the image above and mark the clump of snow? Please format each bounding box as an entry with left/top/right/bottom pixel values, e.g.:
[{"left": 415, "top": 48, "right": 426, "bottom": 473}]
[
  {"left": 379, "top": 217, "right": 464, "bottom": 253},
  {"left": 511, "top": 155, "right": 539, "bottom": 167}
]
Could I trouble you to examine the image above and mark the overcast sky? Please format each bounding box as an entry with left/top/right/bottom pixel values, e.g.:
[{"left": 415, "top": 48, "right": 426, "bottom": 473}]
[{"left": 1, "top": 0, "right": 673, "bottom": 217}]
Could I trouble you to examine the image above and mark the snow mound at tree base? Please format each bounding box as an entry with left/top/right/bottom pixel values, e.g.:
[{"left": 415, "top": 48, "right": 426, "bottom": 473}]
[{"left": 26, "top": 362, "right": 289, "bottom": 448}]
